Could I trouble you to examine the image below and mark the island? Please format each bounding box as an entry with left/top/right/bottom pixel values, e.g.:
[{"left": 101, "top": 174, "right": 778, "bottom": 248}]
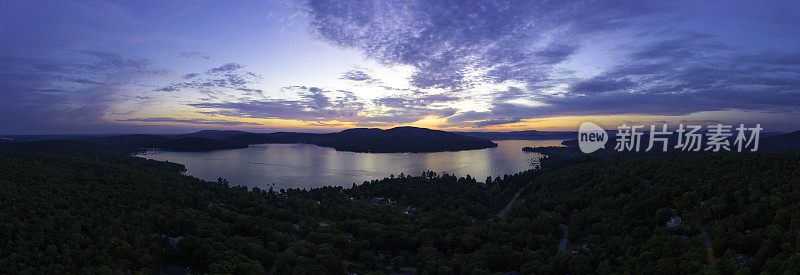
[{"left": 226, "top": 126, "right": 498, "bottom": 153}]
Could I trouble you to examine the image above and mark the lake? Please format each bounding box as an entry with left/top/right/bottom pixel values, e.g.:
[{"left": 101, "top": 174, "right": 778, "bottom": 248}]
[{"left": 136, "top": 140, "right": 562, "bottom": 190}]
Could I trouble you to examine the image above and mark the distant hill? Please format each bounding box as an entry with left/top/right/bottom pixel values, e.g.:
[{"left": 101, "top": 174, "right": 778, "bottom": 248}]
[
  {"left": 457, "top": 130, "right": 576, "bottom": 140},
  {"left": 761, "top": 130, "right": 800, "bottom": 152},
  {"left": 0, "top": 136, "right": 248, "bottom": 154},
  {"left": 225, "top": 126, "right": 497, "bottom": 153},
  {"left": 90, "top": 135, "right": 248, "bottom": 152},
  {"left": 3, "top": 127, "right": 497, "bottom": 153},
  {"left": 175, "top": 130, "right": 251, "bottom": 139},
  {"left": 9, "top": 128, "right": 792, "bottom": 154},
  {"left": 224, "top": 132, "right": 320, "bottom": 145},
  {"left": 319, "top": 126, "right": 497, "bottom": 153}
]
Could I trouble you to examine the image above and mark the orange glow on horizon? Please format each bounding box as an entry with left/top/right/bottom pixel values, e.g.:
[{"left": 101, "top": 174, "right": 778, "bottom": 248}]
[
  {"left": 112, "top": 114, "right": 673, "bottom": 132},
  {"left": 112, "top": 109, "right": 789, "bottom": 133}
]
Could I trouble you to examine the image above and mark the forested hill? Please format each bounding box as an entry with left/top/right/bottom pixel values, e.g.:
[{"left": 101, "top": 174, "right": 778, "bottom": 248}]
[
  {"left": 225, "top": 126, "right": 498, "bottom": 153},
  {"left": 761, "top": 130, "right": 800, "bottom": 152},
  {"left": 2, "top": 143, "right": 800, "bottom": 273},
  {"left": 457, "top": 130, "right": 576, "bottom": 140}
]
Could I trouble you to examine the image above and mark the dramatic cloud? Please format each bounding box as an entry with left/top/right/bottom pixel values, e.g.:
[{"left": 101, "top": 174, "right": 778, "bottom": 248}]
[
  {"left": 370, "top": 93, "right": 459, "bottom": 124},
  {"left": 3, "top": 1, "right": 799, "bottom": 133},
  {"left": 186, "top": 85, "right": 462, "bottom": 125},
  {"left": 306, "top": 0, "right": 800, "bottom": 127},
  {"left": 154, "top": 63, "right": 264, "bottom": 97},
  {"left": 306, "top": 0, "right": 656, "bottom": 90},
  {"left": 189, "top": 86, "right": 365, "bottom": 122},
  {"left": 373, "top": 93, "right": 459, "bottom": 109},
  {"left": 0, "top": 51, "right": 164, "bottom": 133},
  {"left": 340, "top": 69, "right": 372, "bottom": 81},
  {"left": 206, "top": 63, "right": 246, "bottom": 74},
  {"left": 474, "top": 117, "right": 522, "bottom": 127}
]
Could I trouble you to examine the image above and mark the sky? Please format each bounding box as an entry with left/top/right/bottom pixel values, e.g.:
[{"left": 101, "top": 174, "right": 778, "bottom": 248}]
[{"left": 1, "top": 0, "right": 799, "bottom": 134}]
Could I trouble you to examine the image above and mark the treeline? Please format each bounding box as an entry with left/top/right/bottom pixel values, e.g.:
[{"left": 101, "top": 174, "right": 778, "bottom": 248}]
[
  {"left": 0, "top": 149, "right": 526, "bottom": 273},
  {"left": 1, "top": 146, "right": 800, "bottom": 273},
  {"left": 510, "top": 152, "right": 800, "bottom": 273}
]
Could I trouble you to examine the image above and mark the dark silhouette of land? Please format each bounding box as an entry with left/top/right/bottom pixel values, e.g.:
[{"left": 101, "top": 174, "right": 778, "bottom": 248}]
[
  {"left": 2, "top": 127, "right": 499, "bottom": 153},
  {"left": 457, "top": 130, "right": 576, "bottom": 140},
  {"left": 4, "top": 127, "right": 798, "bottom": 154},
  {"left": 227, "top": 126, "right": 497, "bottom": 153},
  {"left": 760, "top": 130, "right": 800, "bottom": 152}
]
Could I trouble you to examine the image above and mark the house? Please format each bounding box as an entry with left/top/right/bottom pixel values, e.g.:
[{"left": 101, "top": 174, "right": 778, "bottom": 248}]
[
  {"left": 735, "top": 254, "right": 749, "bottom": 266},
  {"left": 664, "top": 208, "right": 682, "bottom": 227},
  {"left": 168, "top": 236, "right": 184, "bottom": 248},
  {"left": 666, "top": 215, "right": 682, "bottom": 227},
  {"left": 578, "top": 239, "right": 592, "bottom": 251},
  {"left": 208, "top": 198, "right": 226, "bottom": 206}
]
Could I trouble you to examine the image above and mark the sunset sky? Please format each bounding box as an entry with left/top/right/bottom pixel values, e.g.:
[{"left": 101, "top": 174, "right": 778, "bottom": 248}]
[{"left": 1, "top": 0, "right": 799, "bottom": 134}]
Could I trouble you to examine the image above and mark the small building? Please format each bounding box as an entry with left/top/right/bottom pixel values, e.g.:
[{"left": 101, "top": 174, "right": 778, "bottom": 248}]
[
  {"left": 208, "top": 199, "right": 226, "bottom": 206},
  {"left": 665, "top": 208, "right": 682, "bottom": 228},
  {"left": 168, "top": 236, "right": 184, "bottom": 248},
  {"left": 735, "top": 254, "right": 749, "bottom": 266},
  {"left": 745, "top": 228, "right": 760, "bottom": 234},
  {"left": 666, "top": 215, "right": 682, "bottom": 227}
]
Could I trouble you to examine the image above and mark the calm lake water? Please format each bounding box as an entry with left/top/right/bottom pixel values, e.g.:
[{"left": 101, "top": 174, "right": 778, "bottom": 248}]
[{"left": 136, "top": 140, "right": 562, "bottom": 190}]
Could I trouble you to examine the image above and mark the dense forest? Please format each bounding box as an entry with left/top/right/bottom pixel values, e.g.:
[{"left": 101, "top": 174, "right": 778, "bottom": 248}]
[{"left": 1, "top": 143, "right": 800, "bottom": 273}]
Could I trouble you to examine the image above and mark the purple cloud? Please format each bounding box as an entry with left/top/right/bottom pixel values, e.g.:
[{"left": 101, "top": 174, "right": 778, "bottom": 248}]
[
  {"left": 340, "top": 70, "right": 372, "bottom": 81},
  {"left": 119, "top": 117, "right": 261, "bottom": 126}
]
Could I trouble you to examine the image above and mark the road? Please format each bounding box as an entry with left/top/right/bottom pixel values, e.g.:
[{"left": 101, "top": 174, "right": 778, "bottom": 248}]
[
  {"left": 696, "top": 208, "right": 718, "bottom": 265},
  {"left": 497, "top": 187, "right": 525, "bottom": 218},
  {"left": 558, "top": 224, "right": 569, "bottom": 252}
]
